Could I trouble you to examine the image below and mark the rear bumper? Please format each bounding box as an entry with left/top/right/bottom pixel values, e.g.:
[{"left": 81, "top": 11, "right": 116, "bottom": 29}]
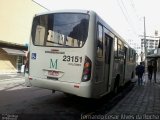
[{"left": 30, "top": 77, "right": 92, "bottom": 98}]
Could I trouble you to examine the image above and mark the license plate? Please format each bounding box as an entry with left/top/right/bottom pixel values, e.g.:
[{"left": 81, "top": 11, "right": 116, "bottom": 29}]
[{"left": 48, "top": 71, "right": 59, "bottom": 77}]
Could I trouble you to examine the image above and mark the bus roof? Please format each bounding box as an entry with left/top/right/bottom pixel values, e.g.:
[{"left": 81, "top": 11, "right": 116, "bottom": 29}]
[{"left": 34, "top": 9, "right": 91, "bottom": 16}]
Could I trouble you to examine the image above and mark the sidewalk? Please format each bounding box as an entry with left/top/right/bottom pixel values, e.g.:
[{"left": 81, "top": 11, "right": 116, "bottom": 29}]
[
  {"left": 106, "top": 72, "right": 160, "bottom": 116},
  {"left": 0, "top": 72, "right": 24, "bottom": 80}
]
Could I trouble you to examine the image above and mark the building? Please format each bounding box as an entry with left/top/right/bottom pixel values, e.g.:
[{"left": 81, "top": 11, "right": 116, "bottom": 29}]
[
  {"left": 0, "top": 0, "right": 46, "bottom": 73},
  {"left": 141, "top": 37, "right": 159, "bottom": 61},
  {"left": 141, "top": 37, "right": 159, "bottom": 53},
  {"left": 0, "top": 40, "right": 27, "bottom": 73},
  {"left": 0, "top": 0, "right": 46, "bottom": 45},
  {"left": 127, "top": 37, "right": 159, "bottom": 64}
]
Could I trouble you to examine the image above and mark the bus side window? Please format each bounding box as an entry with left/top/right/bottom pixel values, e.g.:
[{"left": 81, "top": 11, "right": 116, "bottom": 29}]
[
  {"left": 129, "top": 48, "right": 133, "bottom": 61},
  {"left": 126, "top": 47, "right": 130, "bottom": 62},
  {"left": 131, "top": 49, "right": 135, "bottom": 62},
  {"left": 97, "top": 24, "right": 103, "bottom": 58},
  {"left": 114, "top": 37, "right": 118, "bottom": 57},
  {"left": 133, "top": 51, "right": 136, "bottom": 62},
  {"left": 117, "top": 39, "right": 124, "bottom": 58}
]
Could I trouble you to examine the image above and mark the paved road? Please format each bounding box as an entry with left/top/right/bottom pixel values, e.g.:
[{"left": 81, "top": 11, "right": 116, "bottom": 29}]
[
  {"left": 105, "top": 73, "right": 160, "bottom": 120},
  {"left": 0, "top": 77, "right": 51, "bottom": 112},
  {"left": 1, "top": 72, "right": 160, "bottom": 120},
  {"left": 0, "top": 74, "right": 134, "bottom": 120}
]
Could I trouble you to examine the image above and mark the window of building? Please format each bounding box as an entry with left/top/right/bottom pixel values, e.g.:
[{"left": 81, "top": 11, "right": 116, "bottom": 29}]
[{"left": 16, "top": 56, "right": 23, "bottom": 73}]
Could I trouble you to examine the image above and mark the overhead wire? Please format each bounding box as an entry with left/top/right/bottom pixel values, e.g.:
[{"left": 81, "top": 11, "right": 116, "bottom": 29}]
[
  {"left": 123, "top": 0, "right": 143, "bottom": 53},
  {"left": 128, "top": 0, "right": 143, "bottom": 32},
  {"left": 117, "top": 0, "right": 139, "bottom": 36}
]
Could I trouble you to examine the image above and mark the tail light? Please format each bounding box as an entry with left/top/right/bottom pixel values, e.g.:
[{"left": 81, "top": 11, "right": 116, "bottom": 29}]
[{"left": 82, "top": 56, "right": 92, "bottom": 82}]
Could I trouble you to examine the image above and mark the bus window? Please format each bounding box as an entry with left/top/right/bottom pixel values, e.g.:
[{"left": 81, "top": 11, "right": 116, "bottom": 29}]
[
  {"left": 130, "top": 48, "right": 136, "bottom": 62},
  {"left": 31, "top": 13, "right": 89, "bottom": 48},
  {"left": 126, "top": 47, "right": 130, "bottom": 62},
  {"left": 129, "top": 48, "right": 133, "bottom": 61},
  {"left": 114, "top": 37, "right": 118, "bottom": 57},
  {"left": 35, "top": 25, "right": 45, "bottom": 45},
  {"left": 118, "top": 39, "right": 124, "bottom": 57},
  {"left": 97, "top": 24, "right": 103, "bottom": 57}
]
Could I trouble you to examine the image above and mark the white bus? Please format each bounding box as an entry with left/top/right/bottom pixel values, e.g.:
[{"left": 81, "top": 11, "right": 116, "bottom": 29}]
[{"left": 26, "top": 10, "right": 136, "bottom": 98}]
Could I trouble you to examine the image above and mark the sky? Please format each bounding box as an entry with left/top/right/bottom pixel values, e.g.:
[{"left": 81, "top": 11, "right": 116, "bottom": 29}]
[{"left": 33, "top": 0, "right": 160, "bottom": 45}]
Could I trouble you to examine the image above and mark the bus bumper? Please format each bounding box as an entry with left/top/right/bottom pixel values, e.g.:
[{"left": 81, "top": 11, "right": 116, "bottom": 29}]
[{"left": 30, "top": 78, "right": 93, "bottom": 98}]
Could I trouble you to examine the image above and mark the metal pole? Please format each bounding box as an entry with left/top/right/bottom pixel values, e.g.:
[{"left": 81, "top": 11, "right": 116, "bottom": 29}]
[{"left": 144, "top": 17, "right": 147, "bottom": 73}]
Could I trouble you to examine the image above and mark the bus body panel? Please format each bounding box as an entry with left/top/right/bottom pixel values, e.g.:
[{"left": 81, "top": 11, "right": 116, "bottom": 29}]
[
  {"left": 29, "top": 47, "right": 85, "bottom": 83},
  {"left": 30, "top": 77, "right": 92, "bottom": 98},
  {"left": 27, "top": 10, "right": 136, "bottom": 98}
]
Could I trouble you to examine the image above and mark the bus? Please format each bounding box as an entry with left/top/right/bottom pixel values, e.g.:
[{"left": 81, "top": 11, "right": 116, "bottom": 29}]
[{"left": 26, "top": 10, "right": 136, "bottom": 98}]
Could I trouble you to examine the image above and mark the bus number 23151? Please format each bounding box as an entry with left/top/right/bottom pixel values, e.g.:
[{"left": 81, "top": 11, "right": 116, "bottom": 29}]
[{"left": 62, "top": 55, "right": 82, "bottom": 63}]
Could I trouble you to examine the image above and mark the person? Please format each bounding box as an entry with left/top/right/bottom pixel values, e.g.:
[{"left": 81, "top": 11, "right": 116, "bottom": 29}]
[
  {"left": 147, "top": 62, "right": 153, "bottom": 82},
  {"left": 153, "top": 60, "right": 157, "bottom": 83},
  {"left": 136, "top": 62, "right": 145, "bottom": 86}
]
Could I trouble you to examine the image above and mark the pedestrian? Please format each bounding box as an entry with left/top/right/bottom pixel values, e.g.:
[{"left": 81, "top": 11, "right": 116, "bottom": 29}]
[
  {"left": 147, "top": 62, "right": 153, "bottom": 82},
  {"left": 153, "top": 60, "right": 157, "bottom": 83},
  {"left": 136, "top": 62, "right": 145, "bottom": 86}
]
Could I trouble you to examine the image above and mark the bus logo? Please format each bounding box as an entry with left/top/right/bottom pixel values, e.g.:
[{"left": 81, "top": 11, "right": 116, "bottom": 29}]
[
  {"left": 50, "top": 59, "right": 58, "bottom": 69},
  {"left": 31, "top": 53, "right": 36, "bottom": 59}
]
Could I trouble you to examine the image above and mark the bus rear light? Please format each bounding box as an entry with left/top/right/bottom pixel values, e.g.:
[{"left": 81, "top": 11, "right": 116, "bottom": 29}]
[
  {"left": 29, "top": 76, "right": 32, "bottom": 80},
  {"left": 82, "top": 56, "right": 92, "bottom": 82},
  {"left": 84, "top": 69, "right": 90, "bottom": 74},
  {"left": 74, "top": 84, "right": 80, "bottom": 88},
  {"left": 84, "top": 62, "right": 90, "bottom": 68}
]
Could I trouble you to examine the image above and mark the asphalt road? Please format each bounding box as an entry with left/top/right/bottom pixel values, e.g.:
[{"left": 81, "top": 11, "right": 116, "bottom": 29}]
[{"left": 0, "top": 74, "right": 134, "bottom": 120}]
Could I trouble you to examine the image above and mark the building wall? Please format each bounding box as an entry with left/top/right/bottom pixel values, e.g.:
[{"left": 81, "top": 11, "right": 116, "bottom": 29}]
[
  {"left": 141, "top": 38, "right": 159, "bottom": 53},
  {"left": 141, "top": 38, "right": 159, "bottom": 62},
  {"left": 0, "top": 0, "right": 46, "bottom": 73},
  {"left": 0, "top": 49, "right": 17, "bottom": 73},
  {"left": 0, "top": 0, "right": 46, "bottom": 45}
]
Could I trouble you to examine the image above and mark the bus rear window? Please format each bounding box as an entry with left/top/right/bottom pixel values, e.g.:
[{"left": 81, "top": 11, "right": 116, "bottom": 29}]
[{"left": 31, "top": 13, "right": 89, "bottom": 48}]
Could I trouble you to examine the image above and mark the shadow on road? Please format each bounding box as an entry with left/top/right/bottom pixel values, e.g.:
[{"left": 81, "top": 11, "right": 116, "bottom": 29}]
[{"left": 0, "top": 81, "right": 135, "bottom": 120}]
